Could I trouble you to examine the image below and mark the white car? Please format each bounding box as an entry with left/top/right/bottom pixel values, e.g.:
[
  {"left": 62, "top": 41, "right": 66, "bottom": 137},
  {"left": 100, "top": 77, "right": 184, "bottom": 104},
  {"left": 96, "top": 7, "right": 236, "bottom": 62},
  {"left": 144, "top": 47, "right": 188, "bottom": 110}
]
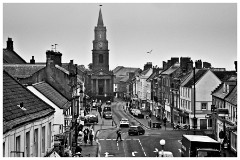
[{"left": 119, "top": 118, "right": 130, "bottom": 127}]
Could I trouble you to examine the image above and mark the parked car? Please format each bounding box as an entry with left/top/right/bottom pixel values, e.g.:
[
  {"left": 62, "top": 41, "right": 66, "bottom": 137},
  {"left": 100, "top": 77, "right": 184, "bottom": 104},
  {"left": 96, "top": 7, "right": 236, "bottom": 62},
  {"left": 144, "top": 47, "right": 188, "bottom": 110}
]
[
  {"left": 92, "top": 101, "right": 97, "bottom": 110},
  {"left": 106, "top": 100, "right": 111, "bottom": 105},
  {"left": 84, "top": 114, "right": 98, "bottom": 124},
  {"left": 128, "top": 125, "right": 145, "bottom": 136},
  {"left": 119, "top": 118, "right": 130, "bottom": 127},
  {"left": 132, "top": 109, "right": 144, "bottom": 118},
  {"left": 103, "top": 111, "right": 112, "bottom": 119}
]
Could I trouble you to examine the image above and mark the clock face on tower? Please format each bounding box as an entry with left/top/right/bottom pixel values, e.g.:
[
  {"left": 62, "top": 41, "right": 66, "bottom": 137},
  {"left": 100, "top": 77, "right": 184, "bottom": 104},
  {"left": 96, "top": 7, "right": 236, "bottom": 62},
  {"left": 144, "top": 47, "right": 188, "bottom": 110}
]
[{"left": 98, "top": 42, "right": 103, "bottom": 49}]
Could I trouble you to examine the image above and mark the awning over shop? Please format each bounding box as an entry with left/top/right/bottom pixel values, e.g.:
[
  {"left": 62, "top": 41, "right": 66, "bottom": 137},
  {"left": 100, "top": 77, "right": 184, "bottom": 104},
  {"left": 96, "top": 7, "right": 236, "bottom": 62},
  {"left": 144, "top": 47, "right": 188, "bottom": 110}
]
[{"left": 178, "top": 111, "right": 189, "bottom": 117}]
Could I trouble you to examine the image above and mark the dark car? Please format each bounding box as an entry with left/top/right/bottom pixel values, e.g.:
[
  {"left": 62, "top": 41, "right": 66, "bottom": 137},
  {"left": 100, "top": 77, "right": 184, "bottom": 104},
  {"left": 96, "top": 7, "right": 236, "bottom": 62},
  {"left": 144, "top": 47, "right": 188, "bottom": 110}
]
[
  {"left": 103, "top": 106, "right": 112, "bottom": 118},
  {"left": 103, "top": 111, "right": 112, "bottom": 119},
  {"left": 106, "top": 100, "right": 111, "bottom": 105},
  {"left": 128, "top": 125, "right": 145, "bottom": 136},
  {"left": 84, "top": 114, "right": 98, "bottom": 124}
]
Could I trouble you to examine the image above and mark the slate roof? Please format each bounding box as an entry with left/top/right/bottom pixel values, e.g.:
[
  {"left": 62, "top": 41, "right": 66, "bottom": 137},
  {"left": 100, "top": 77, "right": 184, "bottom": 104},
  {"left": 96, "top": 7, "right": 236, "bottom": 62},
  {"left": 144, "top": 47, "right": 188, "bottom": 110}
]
[
  {"left": 32, "top": 82, "right": 70, "bottom": 110},
  {"left": 113, "top": 66, "right": 140, "bottom": 77},
  {"left": 211, "top": 82, "right": 236, "bottom": 100},
  {"left": 141, "top": 68, "right": 151, "bottom": 76},
  {"left": 225, "top": 85, "right": 237, "bottom": 106},
  {"left": 146, "top": 71, "right": 157, "bottom": 82},
  {"left": 61, "top": 63, "right": 87, "bottom": 73},
  {"left": 184, "top": 69, "right": 208, "bottom": 87},
  {"left": 3, "top": 49, "right": 27, "bottom": 64},
  {"left": 113, "top": 66, "right": 124, "bottom": 74},
  {"left": 114, "top": 77, "right": 124, "bottom": 84},
  {"left": 3, "top": 64, "right": 45, "bottom": 78},
  {"left": 3, "top": 70, "right": 55, "bottom": 134},
  {"left": 161, "top": 63, "right": 180, "bottom": 75},
  {"left": 119, "top": 76, "right": 129, "bottom": 82},
  {"left": 212, "top": 71, "right": 237, "bottom": 82}
]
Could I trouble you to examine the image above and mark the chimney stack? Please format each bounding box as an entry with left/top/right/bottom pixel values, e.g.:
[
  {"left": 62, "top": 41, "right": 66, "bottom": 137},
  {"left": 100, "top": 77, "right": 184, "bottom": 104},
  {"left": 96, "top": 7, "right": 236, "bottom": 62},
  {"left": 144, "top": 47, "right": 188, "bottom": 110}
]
[
  {"left": 7, "top": 38, "right": 14, "bottom": 51},
  {"left": 234, "top": 61, "right": 237, "bottom": 72},
  {"left": 30, "top": 56, "right": 35, "bottom": 64}
]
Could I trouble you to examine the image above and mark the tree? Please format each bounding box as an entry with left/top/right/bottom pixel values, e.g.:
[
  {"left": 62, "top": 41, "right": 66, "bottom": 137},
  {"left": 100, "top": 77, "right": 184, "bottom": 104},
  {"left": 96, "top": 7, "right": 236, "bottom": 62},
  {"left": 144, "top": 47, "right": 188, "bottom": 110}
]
[{"left": 88, "top": 63, "right": 92, "bottom": 70}]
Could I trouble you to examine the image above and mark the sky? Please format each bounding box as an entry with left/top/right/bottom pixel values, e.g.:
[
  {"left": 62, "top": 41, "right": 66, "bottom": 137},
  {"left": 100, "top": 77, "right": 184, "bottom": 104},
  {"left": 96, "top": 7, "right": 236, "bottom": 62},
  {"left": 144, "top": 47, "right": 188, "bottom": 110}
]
[{"left": 2, "top": 2, "right": 237, "bottom": 71}]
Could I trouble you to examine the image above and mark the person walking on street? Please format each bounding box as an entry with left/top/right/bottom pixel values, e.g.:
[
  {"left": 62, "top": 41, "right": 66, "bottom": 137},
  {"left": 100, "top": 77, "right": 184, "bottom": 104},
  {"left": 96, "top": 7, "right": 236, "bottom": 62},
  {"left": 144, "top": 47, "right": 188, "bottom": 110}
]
[
  {"left": 98, "top": 105, "right": 102, "bottom": 117},
  {"left": 149, "top": 119, "right": 152, "bottom": 128},
  {"left": 89, "top": 128, "right": 94, "bottom": 145},
  {"left": 163, "top": 117, "right": 167, "bottom": 130},
  {"left": 116, "top": 128, "right": 122, "bottom": 141},
  {"left": 83, "top": 128, "right": 89, "bottom": 146}
]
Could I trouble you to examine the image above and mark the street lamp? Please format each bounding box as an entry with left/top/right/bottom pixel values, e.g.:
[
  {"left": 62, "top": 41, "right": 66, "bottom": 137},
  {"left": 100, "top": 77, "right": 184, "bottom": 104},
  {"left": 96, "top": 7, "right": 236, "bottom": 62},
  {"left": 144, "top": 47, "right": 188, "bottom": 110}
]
[
  {"left": 79, "top": 89, "right": 83, "bottom": 117},
  {"left": 193, "top": 67, "right": 197, "bottom": 135},
  {"left": 160, "top": 139, "right": 166, "bottom": 157}
]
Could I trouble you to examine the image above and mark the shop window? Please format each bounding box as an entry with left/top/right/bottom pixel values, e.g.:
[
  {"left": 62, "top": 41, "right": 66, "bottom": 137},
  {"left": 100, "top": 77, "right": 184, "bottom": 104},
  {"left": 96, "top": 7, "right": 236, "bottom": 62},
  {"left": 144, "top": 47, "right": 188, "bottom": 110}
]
[{"left": 201, "top": 103, "right": 207, "bottom": 110}]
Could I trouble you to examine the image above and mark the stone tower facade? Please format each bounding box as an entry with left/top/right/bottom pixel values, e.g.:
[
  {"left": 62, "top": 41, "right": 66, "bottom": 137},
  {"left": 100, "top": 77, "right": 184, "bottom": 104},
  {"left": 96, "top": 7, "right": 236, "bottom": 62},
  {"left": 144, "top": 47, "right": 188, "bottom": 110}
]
[
  {"left": 92, "top": 8, "right": 109, "bottom": 71},
  {"left": 85, "top": 8, "right": 114, "bottom": 102}
]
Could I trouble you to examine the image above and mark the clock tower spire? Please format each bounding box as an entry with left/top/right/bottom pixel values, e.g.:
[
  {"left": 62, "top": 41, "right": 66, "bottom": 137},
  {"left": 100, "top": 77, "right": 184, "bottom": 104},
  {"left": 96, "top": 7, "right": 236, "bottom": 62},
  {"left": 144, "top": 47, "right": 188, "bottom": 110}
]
[
  {"left": 97, "top": 8, "right": 104, "bottom": 27},
  {"left": 86, "top": 5, "right": 114, "bottom": 103},
  {"left": 92, "top": 6, "right": 109, "bottom": 71}
]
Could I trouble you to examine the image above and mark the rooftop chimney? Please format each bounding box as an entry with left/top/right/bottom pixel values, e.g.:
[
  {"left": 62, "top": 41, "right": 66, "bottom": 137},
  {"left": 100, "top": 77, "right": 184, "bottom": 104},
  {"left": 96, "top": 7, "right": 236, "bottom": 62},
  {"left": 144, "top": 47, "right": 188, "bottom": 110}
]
[
  {"left": 7, "top": 38, "right": 14, "bottom": 51},
  {"left": 30, "top": 56, "right": 35, "bottom": 64}
]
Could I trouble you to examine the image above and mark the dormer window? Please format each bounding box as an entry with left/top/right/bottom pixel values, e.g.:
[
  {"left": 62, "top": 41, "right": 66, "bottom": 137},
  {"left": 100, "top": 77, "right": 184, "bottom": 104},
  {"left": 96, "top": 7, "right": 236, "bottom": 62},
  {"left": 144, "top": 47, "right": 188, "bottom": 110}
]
[{"left": 223, "top": 83, "right": 226, "bottom": 93}]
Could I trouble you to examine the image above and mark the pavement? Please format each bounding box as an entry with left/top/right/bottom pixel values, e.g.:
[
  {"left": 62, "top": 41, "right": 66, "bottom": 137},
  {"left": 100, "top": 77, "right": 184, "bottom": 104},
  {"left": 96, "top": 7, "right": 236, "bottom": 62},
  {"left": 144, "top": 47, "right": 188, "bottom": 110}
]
[
  {"left": 78, "top": 99, "right": 237, "bottom": 157},
  {"left": 78, "top": 106, "right": 117, "bottom": 157}
]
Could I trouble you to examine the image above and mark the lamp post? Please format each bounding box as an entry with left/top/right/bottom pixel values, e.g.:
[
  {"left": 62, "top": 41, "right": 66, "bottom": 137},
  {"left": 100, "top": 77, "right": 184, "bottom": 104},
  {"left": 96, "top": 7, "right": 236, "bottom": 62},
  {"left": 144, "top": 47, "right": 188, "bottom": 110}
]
[
  {"left": 193, "top": 67, "right": 197, "bottom": 135},
  {"left": 160, "top": 139, "right": 166, "bottom": 157}
]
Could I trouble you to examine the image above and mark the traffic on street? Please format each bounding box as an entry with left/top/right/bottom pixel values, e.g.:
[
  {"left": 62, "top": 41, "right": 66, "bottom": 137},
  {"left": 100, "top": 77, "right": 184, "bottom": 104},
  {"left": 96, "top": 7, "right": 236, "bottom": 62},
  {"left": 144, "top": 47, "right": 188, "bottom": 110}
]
[{"left": 97, "top": 99, "right": 183, "bottom": 157}]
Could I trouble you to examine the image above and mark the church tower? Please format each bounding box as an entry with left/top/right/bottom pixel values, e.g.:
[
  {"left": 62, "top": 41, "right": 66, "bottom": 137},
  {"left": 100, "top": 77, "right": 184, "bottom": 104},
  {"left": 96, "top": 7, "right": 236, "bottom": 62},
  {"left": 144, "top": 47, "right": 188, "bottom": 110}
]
[
  {"left": 85, "top": 7, "right": 114, "bottom": 102},
  {"left": 92, "top": 8, "right": 109, "bottom": 71}
]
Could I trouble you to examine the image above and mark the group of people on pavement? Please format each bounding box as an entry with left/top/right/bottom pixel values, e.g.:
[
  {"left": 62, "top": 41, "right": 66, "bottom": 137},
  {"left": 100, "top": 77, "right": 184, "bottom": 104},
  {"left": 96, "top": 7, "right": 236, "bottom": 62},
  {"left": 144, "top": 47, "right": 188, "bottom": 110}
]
[{"left": 78, "top": 126, "right": 95, "bottom": 146}]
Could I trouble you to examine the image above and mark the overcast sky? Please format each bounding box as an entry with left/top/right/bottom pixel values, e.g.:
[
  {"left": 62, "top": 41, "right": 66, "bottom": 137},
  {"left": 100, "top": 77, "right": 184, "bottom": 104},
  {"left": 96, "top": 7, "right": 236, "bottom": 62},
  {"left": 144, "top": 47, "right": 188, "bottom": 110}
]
[{"left": 3, "top": 3, "right": 237, "bottom": 70}]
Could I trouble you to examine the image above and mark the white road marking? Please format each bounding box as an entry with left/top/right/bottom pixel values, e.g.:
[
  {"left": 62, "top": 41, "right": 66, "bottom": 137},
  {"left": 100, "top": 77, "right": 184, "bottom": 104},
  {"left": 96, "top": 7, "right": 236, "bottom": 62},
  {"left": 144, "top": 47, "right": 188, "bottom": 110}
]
[
  {"left": 117, "top": 141, "right": 119, "bottom": 150},
  {"left": 112, "top": 139, "right": 116, "bottom": 140},
  {"left": 106, "top": 139, "right": 111, "bottom": 140},
  {"left": 126, "top": 139, "right": 131, "bottom": 140},
  {"left": 132, "top": 151, "right": 138, "bottom": 156},
  {"left": 138, "top": 139, "right": 147, "bottom": 156},
  {"left": 99, "top": 139, "right": 104, "bottom": 140}
]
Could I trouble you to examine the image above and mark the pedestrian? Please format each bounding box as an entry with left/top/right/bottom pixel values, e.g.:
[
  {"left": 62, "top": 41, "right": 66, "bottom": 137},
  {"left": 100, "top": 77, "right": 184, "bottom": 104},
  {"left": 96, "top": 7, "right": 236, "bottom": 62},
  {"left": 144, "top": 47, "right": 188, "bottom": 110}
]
[
  {"left": 149, "top": 119, "right": 152, "bottom": 128},
  {"left": 149, "top": 111, "right": 152, "bottom": 118},
  {"left": 83, "top": 128, "right": 89, "bottom": 146},
  {"left": 163, "top": 117, "right": 167, "bottom": 130},
  {"left": 116, "top": 128, "right": 122, "bottom": 141},
  {"left": 89, "top": 129, "right": 94, "bottom": 145},
  {"left": 98, "top": 105, "right": 102, "bottom": 117}
]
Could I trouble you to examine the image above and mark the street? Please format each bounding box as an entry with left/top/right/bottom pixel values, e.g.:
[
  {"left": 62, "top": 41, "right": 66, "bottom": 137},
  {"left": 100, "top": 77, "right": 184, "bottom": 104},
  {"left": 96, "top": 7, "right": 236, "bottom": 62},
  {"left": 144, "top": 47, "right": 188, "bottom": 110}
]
[{"left": 97, "top": 100, "right": 185, "bottom": 157}]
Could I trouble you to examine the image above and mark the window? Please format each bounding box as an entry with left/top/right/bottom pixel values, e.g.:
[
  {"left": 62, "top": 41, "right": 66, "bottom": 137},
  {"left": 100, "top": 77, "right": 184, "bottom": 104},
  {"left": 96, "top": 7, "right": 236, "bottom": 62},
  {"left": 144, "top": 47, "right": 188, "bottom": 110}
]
[
  {"left": 208, "top": 118, "right": 212, "bottom": 127},
  {"left": 48, "top": 123, "right": 52, "bottom": 148},
  {"left": 26, "top": 131, "right": 30, "bottom": 157},
  {"left": 99, "top": 54, "right": 103, "bottom": 63},
  {"left": 201, "top": 103, "right": 207, "bottom": 110},
  {"left": 16, "top": 136, "right": 20, "bottom": 157},
  {"left": 42, "top": 126, "right": 45, "bottom": 153},
  {"left": 3, "top": 142, "right": 5, "bottom": 157},
  {"left": 34, "top": 129, "right": 38, "bottom": 157}
]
